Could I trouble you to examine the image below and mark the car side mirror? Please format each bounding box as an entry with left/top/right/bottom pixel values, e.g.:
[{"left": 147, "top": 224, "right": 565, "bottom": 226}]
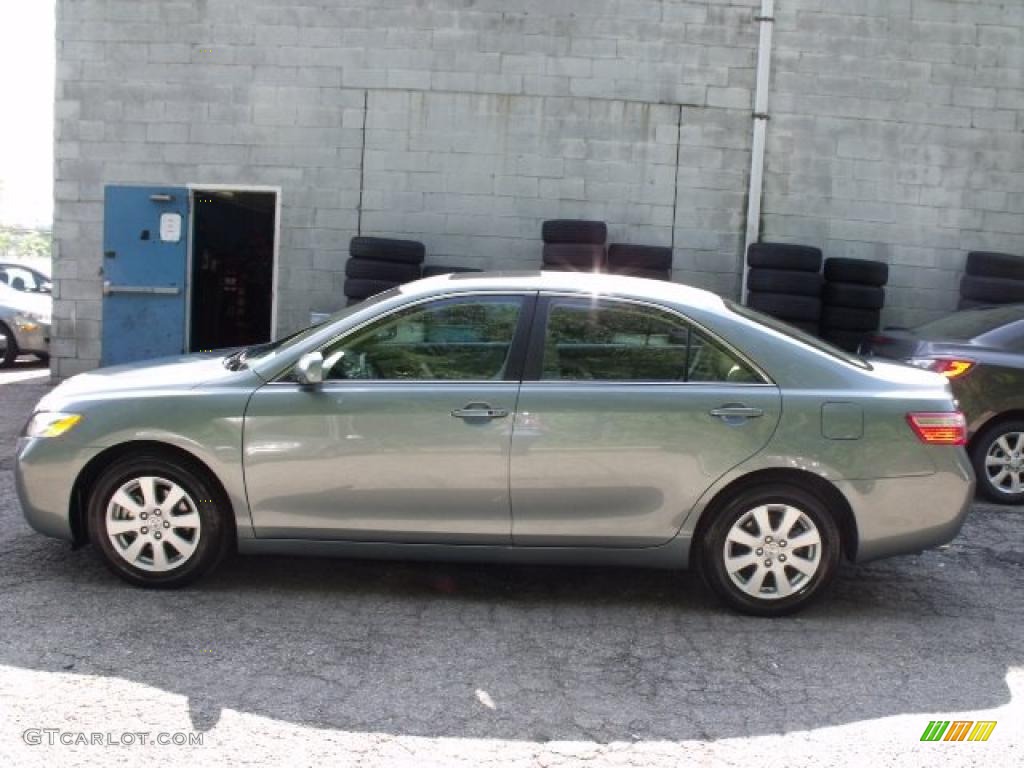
[{"left": 294, "top": 351, "right": 324, "bottom": 386}]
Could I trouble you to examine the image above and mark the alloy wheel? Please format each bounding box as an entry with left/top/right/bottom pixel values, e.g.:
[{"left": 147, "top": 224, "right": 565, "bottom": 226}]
[
  {"left": 984, "top": 431, "right": 1024, "bottom": 495},
  {"left": 722, "top": 503, "right": 822, "bottom": 600},
  {"left": 105, "top": 476, "right": 202, "bottom": 572}
]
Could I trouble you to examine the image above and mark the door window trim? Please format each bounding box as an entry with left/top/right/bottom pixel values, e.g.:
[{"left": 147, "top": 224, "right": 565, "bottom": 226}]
[
  {"left": 270, "top": 291, "right": 539, "bottom": 385},
  {"left": 522, "top": 293, "right": 774, "bottom": 386}
]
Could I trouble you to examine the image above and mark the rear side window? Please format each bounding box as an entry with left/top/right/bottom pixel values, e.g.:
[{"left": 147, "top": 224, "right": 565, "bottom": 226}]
[{"left": 540, "top": 298, "right": 763, "bottom": 383}]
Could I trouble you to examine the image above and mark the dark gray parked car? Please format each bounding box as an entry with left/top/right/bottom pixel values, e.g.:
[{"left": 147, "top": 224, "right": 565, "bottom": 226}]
[
  {"left": 866, "top": 304, "right": 1024, "bottom": 504},
  {"left": 16, "top": 273, "right": 973, "bottom": 615}
]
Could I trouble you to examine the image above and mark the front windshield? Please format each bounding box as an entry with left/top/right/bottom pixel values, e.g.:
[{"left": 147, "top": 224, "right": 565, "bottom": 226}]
[
  {"left": 726, "top": 300, "right": 871, "bottom": 369},
  {"left": 234, "top": 288, "right": 402, "bottom": 367}
]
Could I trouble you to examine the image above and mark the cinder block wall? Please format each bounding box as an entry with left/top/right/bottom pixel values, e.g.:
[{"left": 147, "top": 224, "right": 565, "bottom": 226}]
[
  {"left": 53, "top": 0, "right": 758, "bottom": 377},
  {"left": 766, "top": 0, "right": 1024, "bottom": 328},
  {"left": 52, "top": 0, "right": 1023, "bottom": 376}
]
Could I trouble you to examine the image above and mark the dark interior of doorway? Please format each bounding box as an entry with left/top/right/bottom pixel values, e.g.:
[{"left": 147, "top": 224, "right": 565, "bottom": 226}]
[{"left": 190, "top": 189, "right": 275, "bottom": 351}]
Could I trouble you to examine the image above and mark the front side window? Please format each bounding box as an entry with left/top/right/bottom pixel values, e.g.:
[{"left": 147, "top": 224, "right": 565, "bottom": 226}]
[
  {"left": 318, "top": 296, "right": 524, "bottom": 381},
  {"left": 541, "top": 298, "right": 762, "bottom": 383}
]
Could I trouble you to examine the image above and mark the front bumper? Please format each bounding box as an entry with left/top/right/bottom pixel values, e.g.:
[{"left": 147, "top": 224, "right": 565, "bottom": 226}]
[
  {"left": 842, "top": 447, "right": 975, "bottom": 563},
  {"left": 15, "top": 435, "right": 85, "bottom": 542},
  {"left": 10, "top": 319, "right": 50, "bottom": 355}
]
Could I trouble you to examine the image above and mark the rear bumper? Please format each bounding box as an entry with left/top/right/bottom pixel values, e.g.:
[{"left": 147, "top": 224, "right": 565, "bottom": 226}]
[{"left": 841, "top": 448, "right": 975, "bottom": 563}]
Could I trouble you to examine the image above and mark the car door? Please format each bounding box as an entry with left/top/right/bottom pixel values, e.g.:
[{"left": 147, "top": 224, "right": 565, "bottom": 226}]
[
  {"left": 243, "top": 293, "right": 535, "bottom": 543},
  {"left": 510, "top": 294, "right": 782, "bottom": 547}
]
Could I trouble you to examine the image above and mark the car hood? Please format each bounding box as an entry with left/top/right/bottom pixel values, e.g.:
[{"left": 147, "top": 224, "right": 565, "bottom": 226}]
[
  {"left": 40, "top": 352, "right": 253, "bottom": 406},
  {"left": 0, "top": 288, "right": 51, "bottom": 320}
]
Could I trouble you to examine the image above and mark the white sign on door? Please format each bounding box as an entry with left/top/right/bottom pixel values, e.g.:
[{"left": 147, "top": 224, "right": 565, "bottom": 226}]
[{"left": 159, "top": 213, "right": 182, "bottom": 243}]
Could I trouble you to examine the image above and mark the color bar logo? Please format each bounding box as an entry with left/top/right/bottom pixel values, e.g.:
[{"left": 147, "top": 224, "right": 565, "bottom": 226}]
[{"left": 920, "top": 720, "right": 997, "bottom": 742}]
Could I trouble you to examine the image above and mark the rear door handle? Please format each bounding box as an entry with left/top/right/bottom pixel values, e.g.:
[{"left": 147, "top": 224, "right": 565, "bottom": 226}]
[
  {"left": 710, "top": 405, "right": 764, "bottom": 420},
  {"left": 452, "top": 403, "right": 509, "bottom": 420}
]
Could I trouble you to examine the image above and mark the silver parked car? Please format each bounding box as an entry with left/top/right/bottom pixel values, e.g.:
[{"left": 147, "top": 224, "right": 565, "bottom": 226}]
[
  {"left": 0, "top": 280, "right": 51, "bottom": 366},
  {"left": 16, "top": 272, "right": 973, "bottom": 615}
]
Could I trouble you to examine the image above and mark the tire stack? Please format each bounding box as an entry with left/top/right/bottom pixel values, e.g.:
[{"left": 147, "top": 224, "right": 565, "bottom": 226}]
[
  {"left": 422, "top": 265, "right": 482, "bottom": 277},
  {"left": 959, "top": 251, "right": 1024, "bottom": 310},
  {"left": 820, "top": 258, "right": 889, "bottom": 352},
  {"left": 345, "top": 236, "right": 425, "bottom": 305},
  {"left": 745, "top": 243, "right": 823, "bottom": 335},
  {"left": 606, "top": 244, "right": 672, "bottom": 280},
  {"left": 541, "top": 220, "right": 607, "bottom": 272}
]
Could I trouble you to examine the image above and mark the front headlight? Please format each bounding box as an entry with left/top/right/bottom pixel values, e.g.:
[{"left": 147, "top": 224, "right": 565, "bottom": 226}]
[
  {"left": 25, "top": 412, "right": 83, "bottom": 438},
  {"left": 13, "top": 312, "right": 49, "bottom": 332}
]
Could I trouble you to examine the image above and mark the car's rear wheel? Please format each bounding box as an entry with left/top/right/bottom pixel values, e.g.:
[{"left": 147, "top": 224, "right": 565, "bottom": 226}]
[
  {"left": 970, "top": 420, "right": 1024, "bottom": 504},
  {"left": 701, "top": 484, "right": 841, "bottom": 616},
  {"left": 0, "top": 322, "right": 18, "bottom": 367},
  {"left": 87, "top": 454, "right": 229, "bottom": 587}
]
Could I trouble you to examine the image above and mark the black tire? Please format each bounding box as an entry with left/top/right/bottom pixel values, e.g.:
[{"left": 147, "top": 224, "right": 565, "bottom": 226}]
[
  {"left": 821, "top": 329, "right": 869, "bottom": 353},
  {"left": 822, "top": 282, "right": 885, "bottom": 310},
  {"left": 0, "top": 322, "right": 17, "bottom": 367},
  {"left": 970, "top": 419, "right": 1024, "bottom": 505},
  {"left": 422, "top": 265, "right": 482, "bottom": 277},
  {"left": 821, "top": 306, "right": 881, "bottom": 332},
  {"left": 345, "top": 258, "right": 422, "bottom": 282},
  {"left": 349, "top": 236, "right": 425, "bottom": 264},
  {"left": 746, "top": 291, "right": 822, "bottom": 322},
  {"left": 87, "top": 453, "right": 230, "bottom": 588},
  {"left": 607, "top": 266, "right": 671, "bottom": 280},
  {"left": 747, "top": 242, "right": 822, "bottom": 273},
  {"left": 606, "top": 244, "right": 673, "bottom": 270},
  {"left": 788, "top": 320, "right": 821, "bottom": 336},
  {"left": 747, "top": 268, "right": 823, "bottom": 297},
  {"left": 965, "top": 251, "right": 1024, "bottom": 280},
  {"left": 960, "top": 274, "right": 1024, "bottom": 304},
  {"left": 824, "top": 257, "right": 889, "bottom": 286},
  {"left": 344, "top": 278, "right": 400, "bottom": 300},
  {"left": 542, "top": 243, "right": 606, "bottom": 269},
  {"left": 957, "top": 298, "right": 994, "bottom": 311},
  {"left": 700, "top": 484, "right": 841, "bottom": 616},
  {"left": 541, "top": 219, "right": 607, "bottom": 245}
]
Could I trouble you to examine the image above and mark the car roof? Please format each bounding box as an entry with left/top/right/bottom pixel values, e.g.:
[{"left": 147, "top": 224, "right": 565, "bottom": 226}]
[{"left": 396, "top": 270, "right": 728, "bottom": 311}]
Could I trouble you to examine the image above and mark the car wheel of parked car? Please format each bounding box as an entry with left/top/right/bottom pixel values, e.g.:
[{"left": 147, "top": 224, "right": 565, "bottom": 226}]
[
  {"left": 0, "top": 322, "right": 18, "bottom": 367},
  {"left": 88, "top": 454, "right": 230, "bottom": 587},
  {"left": 701, "top": 484, "right": 841, "bottom": 616},
  {"left": 970, "top": 420, "right": 1024, "bottom": 505}
]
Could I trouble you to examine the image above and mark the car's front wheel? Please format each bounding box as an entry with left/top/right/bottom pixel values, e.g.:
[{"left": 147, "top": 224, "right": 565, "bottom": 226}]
[
  {"left": 701, "top": 484, "right": 841, "bottom": 616},
  {"left": 87, "top": 453, "right": 230, "bottom": 587},
  {"left": 970, "top": 420, "right": 1024, "bottom": 504}
]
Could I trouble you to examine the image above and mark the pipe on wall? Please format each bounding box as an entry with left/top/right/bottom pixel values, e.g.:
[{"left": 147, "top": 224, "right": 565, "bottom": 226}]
[{"left": 741, "top": 0, "right": 776, "bottom": 302}]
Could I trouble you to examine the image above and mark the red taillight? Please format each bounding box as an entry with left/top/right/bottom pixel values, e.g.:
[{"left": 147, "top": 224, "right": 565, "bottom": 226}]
[
  {"left": 930, "top": 359, "right": 975, "bottom": 379},
  {"left": 906, "top": 412, "right": 967, "bottom": 446}
]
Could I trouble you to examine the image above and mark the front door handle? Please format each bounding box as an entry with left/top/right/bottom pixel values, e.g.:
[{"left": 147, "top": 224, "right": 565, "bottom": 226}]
[
  {"left": 710, "top": 405, "right": 764, "bottom": 420},
  {"left": 452, "top": 403, "right": 509, "bottom": 420}
]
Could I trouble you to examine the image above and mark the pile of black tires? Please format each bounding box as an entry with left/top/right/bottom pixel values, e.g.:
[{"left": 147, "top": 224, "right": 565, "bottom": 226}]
[
  {"left": 345, "top": 237, "right": 425, "bottom": 305},
  {"left": 959, "top": 251, "right": 1024, "bottom": 309},
  {"left": 606, "top": 244, "right": 673, "bottom": 280},
  {"left": 744, "top": 243, "right": 823, "bottom": 335},
  {"left": 541, "top": 220, "right": 607, "bottom": 272},
  {"left": 820, "top": 258, "right": 888, "bottom": 352}
]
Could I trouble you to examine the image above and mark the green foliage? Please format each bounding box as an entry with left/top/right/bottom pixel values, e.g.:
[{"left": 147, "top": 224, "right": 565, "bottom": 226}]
[{"left": 0, "top": 227, "right": 52, "bottom": 259}]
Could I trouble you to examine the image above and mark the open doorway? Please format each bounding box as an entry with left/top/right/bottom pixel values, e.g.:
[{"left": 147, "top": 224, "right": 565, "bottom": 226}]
[{"left": 188, "top": 188, "right": 277, "bottom": 351}]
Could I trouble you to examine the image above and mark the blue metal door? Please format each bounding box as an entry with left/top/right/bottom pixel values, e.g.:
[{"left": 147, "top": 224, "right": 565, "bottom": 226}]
[{"left": 101, "top": 185, "right": 189, "bottom": 365}]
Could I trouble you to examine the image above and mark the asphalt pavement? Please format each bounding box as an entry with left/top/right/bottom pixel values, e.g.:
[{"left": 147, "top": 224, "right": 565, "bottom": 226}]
[{"left": 0, "top": 361, "right": 1021, "bottom": 767}]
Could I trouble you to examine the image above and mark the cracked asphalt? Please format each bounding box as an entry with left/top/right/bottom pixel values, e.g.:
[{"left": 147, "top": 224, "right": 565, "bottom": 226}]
[{"left": 0, "top": 362, "right": 1021, "bottom": 767}]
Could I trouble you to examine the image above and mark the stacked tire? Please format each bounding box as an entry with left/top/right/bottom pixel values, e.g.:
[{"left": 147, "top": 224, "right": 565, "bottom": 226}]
[
  {"left": 345, "top": 237, "right": 424, "bottom": 305},
  {"left": 541, "top": 220, "right": 606, "bottom": 272},
  {"left": 422, "top": 265, "right": 482, "bottom": 277},
  {"left": 820, "top": 258, "right": 888, "bottom": 352},
  {"left": 606, "top": 244, "right": 672, "bottom": 280},
  {"left": 959, "top": 251, "right": 1024, "bottom": 310},
  {"left": 745, "top": 243, "right": 823, "bottom": 335}
]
